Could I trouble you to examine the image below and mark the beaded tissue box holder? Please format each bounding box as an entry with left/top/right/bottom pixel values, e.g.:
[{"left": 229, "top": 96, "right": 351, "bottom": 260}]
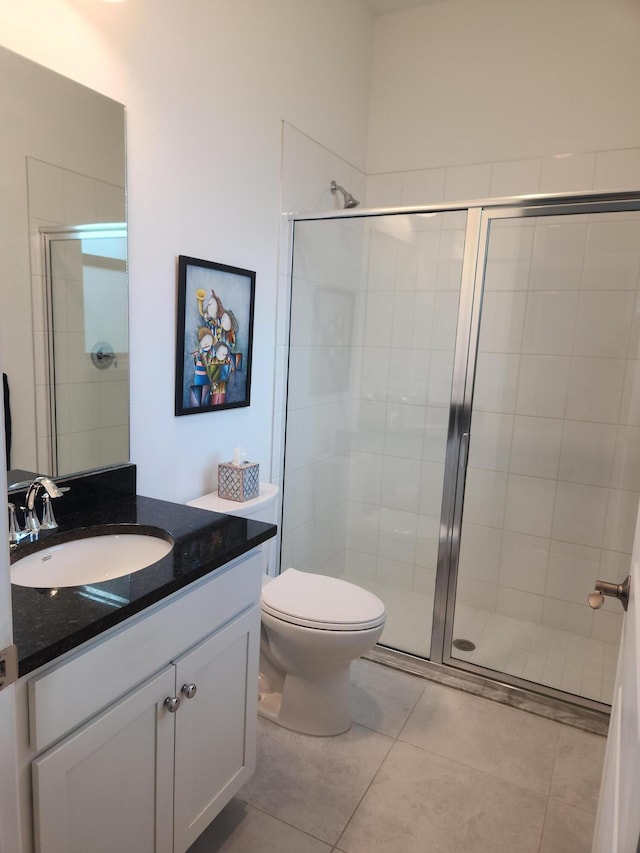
[{"left": 218, "top": 461, "right": 259, "bottom": 502}]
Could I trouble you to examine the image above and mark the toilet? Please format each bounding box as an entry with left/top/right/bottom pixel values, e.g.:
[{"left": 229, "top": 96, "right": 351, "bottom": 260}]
[
  {"left": 186, "top": 484, "right": 386, "bottom": 736},
  {"left": 260, "top": 567, "right": 385, "bottom": 735}
]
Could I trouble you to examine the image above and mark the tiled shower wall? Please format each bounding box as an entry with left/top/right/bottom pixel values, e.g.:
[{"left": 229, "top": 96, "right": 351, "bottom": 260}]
[
  {"left": 279, "top": 204, "right": 465, "bottom": 610},
  {"left": 362, "top": 148, "right": 640, "bottom": 649},
  {"left": 344, "top": 212, "right": 464, "bottom": 607},
  {"left": 364, "top": 148, "right": 640, "bottom": 209},
  {"left": 458, "top": 211, "right": 640, "bottom": 647}
]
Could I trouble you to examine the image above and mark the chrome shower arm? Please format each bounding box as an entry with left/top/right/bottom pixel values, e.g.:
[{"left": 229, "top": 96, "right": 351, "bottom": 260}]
[{"left": 330, "top": 180, "right": 360, "bottom": 209}]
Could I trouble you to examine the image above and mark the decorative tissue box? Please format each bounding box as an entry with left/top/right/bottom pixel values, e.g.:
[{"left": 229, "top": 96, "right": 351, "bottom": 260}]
[{"left": 218, "top": 460, "right": 260, "bottom": 502}]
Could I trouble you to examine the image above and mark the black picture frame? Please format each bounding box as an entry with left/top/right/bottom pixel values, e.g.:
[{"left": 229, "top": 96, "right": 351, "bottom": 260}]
[{"left": 175, "top": 255, "right": 255, "bottom": 416}]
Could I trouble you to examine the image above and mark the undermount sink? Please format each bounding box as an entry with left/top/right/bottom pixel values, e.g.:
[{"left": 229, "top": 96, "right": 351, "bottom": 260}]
[{"left": 11, "top": 531, "right": 174, "bottom": 588}]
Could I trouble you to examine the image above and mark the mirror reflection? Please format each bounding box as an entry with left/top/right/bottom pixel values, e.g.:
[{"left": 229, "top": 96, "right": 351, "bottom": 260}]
[
  {"left": 0, "top": 47, "right": 128, "bottom": 486},
  {"left": 45, "top": 225, "right": 129, "bottom": 478}
]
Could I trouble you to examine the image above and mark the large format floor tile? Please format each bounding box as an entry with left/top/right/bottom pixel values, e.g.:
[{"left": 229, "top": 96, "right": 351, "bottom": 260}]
[
  {"left": 399, "top": 680, "right": 561, "bottom": 795},
  {"left": 187, "top": 799, "right": 332, "bottom": 853},
  {"left": 539, "top": 799, "right": 597, "bottom": 853},
  {"left": 350, "top": 658, "right": 426, "bottom": 737},
  {"left": 550, "top": 724, "right": 607, "bottom": 813},
  {"left": 336, "top": 740, "right": 548, "bottom": 853},
  {"left": 238, "top": 716, "right": 393, "bottom": 845},
  {"left": 189, "top": 659, "right": 605, "bottom": 853}
]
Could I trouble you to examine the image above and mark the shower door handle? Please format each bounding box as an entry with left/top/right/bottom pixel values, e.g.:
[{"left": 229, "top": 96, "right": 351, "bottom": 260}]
[
  {"left": 588, "top": 576, "right": 631, "bottom": 611},
  {"left": 459, "top": 432, "right": 469, "bottom": 471}
]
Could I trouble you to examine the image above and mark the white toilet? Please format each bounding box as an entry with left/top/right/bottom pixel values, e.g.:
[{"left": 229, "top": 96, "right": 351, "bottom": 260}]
[
  {"left": 186, "top": 484, "right": 386, "bottom": 736},
  {"left": 259, "top": 567, "right": 385, "bottom": 735}
]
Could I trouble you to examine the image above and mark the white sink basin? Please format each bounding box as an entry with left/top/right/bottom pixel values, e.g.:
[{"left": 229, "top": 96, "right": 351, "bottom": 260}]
[{"left": 11, "top": 533, "right": 174, "bottom": 588}]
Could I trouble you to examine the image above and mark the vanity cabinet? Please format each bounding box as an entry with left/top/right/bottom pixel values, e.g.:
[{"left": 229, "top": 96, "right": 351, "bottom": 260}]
[
  {"left": 21, "top": 550, "right": 262, "bottom": 853},
  {"left": 173, "top": 606, "right": 259, "bottom": 852},
  {"left": 33, "top": 666, "right": 175, "bottom": 853}
]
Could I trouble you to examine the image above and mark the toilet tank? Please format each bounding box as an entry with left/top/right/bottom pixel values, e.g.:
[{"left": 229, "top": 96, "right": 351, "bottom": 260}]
[{"left": 186, "top": 483, "right": 279, "bottom": 574}]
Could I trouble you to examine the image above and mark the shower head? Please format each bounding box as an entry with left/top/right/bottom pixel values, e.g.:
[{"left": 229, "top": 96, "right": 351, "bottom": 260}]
[{"left": 330, "top": 180, "right": 360, "bottom": 209}]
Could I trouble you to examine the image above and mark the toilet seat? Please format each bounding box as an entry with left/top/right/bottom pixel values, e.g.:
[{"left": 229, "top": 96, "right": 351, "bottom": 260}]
[{"left": 261, "top": 568, "right": 385, "bottom": 631}]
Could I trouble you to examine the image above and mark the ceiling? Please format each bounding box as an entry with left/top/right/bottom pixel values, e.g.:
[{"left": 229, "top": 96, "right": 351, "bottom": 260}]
[{"left": 364, "top": 0, "right": 444, "bottom": 15}]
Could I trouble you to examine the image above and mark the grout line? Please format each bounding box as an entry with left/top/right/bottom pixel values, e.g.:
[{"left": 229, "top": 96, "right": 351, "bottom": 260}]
[
  {"left": 393, "top": 720, "right": 560, "bottom": 802},
  {"left": 332, "top": 693, "right": 423, "bottom": 851},
  {"left": 239, "top": 798, "right": 339, "bottom": 848},
  {"left": 339, "top": 721, "right": 396, "bottom": 829},
  {"left": 537, "top": 796, "right": 552, "bottom": 853},
  {"left": 236, "top": 658, "right": 600, "bottom": 853}
]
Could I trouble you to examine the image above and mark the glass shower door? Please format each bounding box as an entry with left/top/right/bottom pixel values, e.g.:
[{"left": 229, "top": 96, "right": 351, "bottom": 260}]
[
  {"left": 449, "top": 205, "right": 640, "bottom": 706},
  {"left": 283, "top": 210, "right": 469, "bottom": 659}
]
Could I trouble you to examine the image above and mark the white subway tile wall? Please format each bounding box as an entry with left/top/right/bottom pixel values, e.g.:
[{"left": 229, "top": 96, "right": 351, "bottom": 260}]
[
  {"left": 365, "top": 148, "right": 640, "bottom": 209},
  {"left": 456, "top": 206, "right": 640, "bottom": 701}
]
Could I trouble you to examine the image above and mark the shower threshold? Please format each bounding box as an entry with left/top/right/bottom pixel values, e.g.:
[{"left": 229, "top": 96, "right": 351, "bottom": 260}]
[{"left": 364, "top": 645, "right": 610, "bottom": 737}]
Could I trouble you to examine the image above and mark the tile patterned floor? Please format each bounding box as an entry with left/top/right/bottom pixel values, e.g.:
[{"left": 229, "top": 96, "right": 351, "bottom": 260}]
[{"left": 187, "top": 659, "right": 606, "bottom": 853}]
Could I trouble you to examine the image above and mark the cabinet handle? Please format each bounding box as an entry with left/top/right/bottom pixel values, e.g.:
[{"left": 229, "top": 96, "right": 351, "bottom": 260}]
[
  {"left": 164, "top": 696, "right": 181, "bottom": 713},
  {"left": 181, "top": 683, "right": 197, "bottom": 699}
]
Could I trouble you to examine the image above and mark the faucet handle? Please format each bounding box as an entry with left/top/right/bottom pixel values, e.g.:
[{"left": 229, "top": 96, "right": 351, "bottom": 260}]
[
  {"left": 8, "top": 503, "right": 33, "bottom": 547},
  {"left": 8, "top": 503, "right": 22, "bottom": 547},
  {"left": 39, "top": 486, "right": 69, "bottom": 530},
  {"left": 40, "top": 494, "right": 57, "bottom": 530},
  {"left": 23, "top": 504, "right": 40, "bottom": 535}
]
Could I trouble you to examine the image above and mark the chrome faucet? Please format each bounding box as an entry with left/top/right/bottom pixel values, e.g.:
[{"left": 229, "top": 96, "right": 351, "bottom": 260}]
[
  {"left": 24, "top": 476, "right": 65, "bottom": 534},
  {"left": 8, "top": 476, "right": 67, "bottom": 547}
]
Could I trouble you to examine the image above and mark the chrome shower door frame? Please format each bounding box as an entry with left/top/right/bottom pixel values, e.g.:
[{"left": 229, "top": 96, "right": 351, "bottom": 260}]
[{"left": 433, "top": 192, "right": 640, "bottom": 714}]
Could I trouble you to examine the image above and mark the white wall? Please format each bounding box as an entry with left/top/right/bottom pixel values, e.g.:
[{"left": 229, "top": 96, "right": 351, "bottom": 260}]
[
  {"left": 367, "top": 0, "right": 640, "bottom": 174},
  {"left": 0, "top": 0, "right": 373, "bottom": 502},
  {"left": 365, "top": 0, "right": 640, "bottom": 208}
]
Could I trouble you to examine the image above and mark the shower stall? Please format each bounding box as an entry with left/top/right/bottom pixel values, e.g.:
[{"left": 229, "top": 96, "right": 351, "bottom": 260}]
[{"left": 279, "top": 191, "right": 640, "bottom": 712}]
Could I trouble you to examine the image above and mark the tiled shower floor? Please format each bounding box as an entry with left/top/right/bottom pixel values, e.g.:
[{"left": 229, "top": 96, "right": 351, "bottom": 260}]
[
  {"left": 188, "top": 658, "right": 605, "bottom": 853},
  {"left": 344, "top": 577, "right": 618, "bottom": 706}
]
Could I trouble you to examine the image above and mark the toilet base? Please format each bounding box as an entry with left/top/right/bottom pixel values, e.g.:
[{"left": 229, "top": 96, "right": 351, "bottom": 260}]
[{"left": 257, "top": 665, "right": 352, "bottom": 736}]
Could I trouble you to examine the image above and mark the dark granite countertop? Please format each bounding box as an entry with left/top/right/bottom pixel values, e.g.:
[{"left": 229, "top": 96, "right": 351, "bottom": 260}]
[{"left": 11, "top": 494, "right": 276, "bottom": 677}]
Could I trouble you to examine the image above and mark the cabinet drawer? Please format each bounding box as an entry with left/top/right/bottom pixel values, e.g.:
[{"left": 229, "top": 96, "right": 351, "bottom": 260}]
[{"left": 29, "top": 549, "right": 262, "bottom": 753}]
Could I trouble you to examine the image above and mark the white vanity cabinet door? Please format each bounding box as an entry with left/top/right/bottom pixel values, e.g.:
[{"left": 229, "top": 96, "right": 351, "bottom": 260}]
[
  {"left": 32, "top": 667, "right": 175, "bottom": 853},
  {"left": 173, "top": 605, "right": 260, "bottom": 853}
]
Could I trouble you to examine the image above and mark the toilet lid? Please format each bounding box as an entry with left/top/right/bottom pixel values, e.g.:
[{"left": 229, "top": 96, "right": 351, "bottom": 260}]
[{"left": 261, "top": 568, "right": 386, "bottom": 631}]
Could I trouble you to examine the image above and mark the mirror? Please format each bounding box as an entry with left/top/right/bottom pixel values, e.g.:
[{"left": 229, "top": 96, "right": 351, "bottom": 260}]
[{"left": 0, "top": 46, "right": 128, "bottom": 487}]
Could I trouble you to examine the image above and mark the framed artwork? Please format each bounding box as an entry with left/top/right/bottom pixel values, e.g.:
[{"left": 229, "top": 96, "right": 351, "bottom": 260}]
[{"left": 175, "top": 255, "right": 255, "bottom": 415}]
